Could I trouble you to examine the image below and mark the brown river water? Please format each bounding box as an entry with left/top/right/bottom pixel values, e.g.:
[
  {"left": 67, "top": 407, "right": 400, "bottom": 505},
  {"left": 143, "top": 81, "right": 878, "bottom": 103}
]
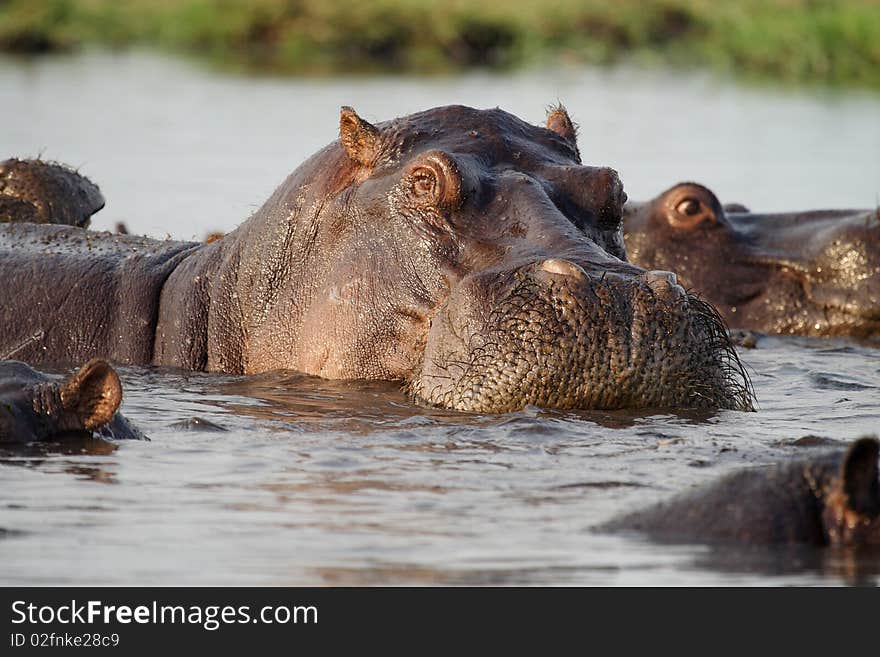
[{"left": 1, "top": 52, "right": 879, "bottom": 585}]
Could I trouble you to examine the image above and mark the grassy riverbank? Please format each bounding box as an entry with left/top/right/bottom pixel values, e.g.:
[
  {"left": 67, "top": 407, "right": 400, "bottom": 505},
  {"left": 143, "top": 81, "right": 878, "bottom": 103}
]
[{"left": 2, "top": 0, "right": 879, "bottom": 87}]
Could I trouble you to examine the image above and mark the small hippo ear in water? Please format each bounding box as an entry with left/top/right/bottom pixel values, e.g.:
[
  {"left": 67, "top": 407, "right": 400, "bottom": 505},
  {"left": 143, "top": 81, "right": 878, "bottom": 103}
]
[
  {"left": 545, "top": 104, "right": 579, "bottom": 155},
  {"left": 339, "top": 106, "right": 381, "bottom": 167},
  {"left": 59, "top": 359, "right": 122, "bottom": 431},
  {"left": 841, "top": 437, "right": 880, "bottom": 515}
]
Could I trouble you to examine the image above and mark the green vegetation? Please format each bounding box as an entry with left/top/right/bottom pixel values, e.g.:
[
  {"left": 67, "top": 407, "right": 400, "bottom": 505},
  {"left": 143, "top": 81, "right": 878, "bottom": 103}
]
[{"left": 1, "top": 0, "right": 879, "bottom": 87}]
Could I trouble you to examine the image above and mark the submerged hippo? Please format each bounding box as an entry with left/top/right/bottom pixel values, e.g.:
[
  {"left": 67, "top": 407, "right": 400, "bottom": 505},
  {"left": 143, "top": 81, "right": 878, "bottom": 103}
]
[
  {"left": 602, "top": 437, "right": 880, "bottom": 547},
  {"left": 0, "top": 105, "right": 752, "bottom": 413},
  {"left": 623, "top": 182, "right": 880, "bottom": 338},
  {"left": 0, "top": 158, "right": 105, "bottom": 227},
  {"left": 0, "top": 359, "right": 142, "bottom": 442}
]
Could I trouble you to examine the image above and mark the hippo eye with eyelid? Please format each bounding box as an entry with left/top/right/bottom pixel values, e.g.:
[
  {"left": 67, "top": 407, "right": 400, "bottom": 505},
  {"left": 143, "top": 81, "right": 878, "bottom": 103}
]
[
  {"left": 411, "top": 168, "right": 439, "bottom": 199},
  {"left": 406, "top": 153, "right": 464, "bottom": 211},
  {"left": 676, "top": 198, "right": 702, "bottom": 216},
  {"left": 667, "top": 195, "right": 717, "bottom": 230}
]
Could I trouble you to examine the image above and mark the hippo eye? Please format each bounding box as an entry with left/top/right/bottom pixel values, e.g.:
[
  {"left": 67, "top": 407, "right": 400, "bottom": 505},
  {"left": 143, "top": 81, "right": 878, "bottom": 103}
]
[
  {"left": 411, "top": 167, "right": 440, "bottom": 200},
  {"left": 676, "top": 198, "right": 702, "bottom": 216},
  {"left": 668, "top": 195, "right": 717, "bottom": 230},
  {"left": 405, "top": 151, "right": 463, "bottom": 211}
]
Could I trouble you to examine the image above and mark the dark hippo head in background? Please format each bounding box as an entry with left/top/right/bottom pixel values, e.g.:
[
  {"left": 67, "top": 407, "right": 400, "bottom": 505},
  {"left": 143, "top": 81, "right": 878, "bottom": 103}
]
[
  {"left": 0, "top": 157, "right": 105, "bottom": 227},
  {"left": 0, "top": 359, "right": 141, "bottom": 442},
  {"left": 623, "top": 182, "right": 880, "bottom": 338},
  {"left": 157, "top": 105, "right": 752, "bottom": 412},
  {"left": 601, "top": 437, "right": 880, "bottom": 547}
]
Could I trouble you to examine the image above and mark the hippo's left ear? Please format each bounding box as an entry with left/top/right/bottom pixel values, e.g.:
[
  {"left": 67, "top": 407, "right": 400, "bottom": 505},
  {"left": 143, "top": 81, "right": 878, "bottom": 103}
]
[
  {"left": 59, "top": 359, "right": 122, "bottom": 431},
  {"left": 841, "top": 437, "right": 880, "bottom": 515},
  {"left": 340, "top": 106, "right": 382, "bottom": 167},
  {"left": 545, "top": 104, "right": 579, "bottom": 157}
]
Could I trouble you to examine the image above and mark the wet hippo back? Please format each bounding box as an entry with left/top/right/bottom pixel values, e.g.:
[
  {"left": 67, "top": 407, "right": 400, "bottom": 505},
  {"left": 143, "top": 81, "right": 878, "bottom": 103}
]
[
  {"left": 0, "top": 158, "right": 105, "bottom": 227},
  {"left": 0, "top": 223, "right": 198, "bottom": 365},
  {"left": 601, "top": 437, "right": 880, "bottom": 546}
]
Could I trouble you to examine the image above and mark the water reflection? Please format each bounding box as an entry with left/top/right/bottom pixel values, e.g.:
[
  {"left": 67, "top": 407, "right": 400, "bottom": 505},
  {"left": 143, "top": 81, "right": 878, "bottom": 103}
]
[
  {"left": 312, "top": 545, "right": 880, "bottom": 586},
  {"left": 686, "top": 543, "right": 880, "bottom": 587},
  {"left": 0, "top": 436, "right": 118, "bottom": 483},
  {"left": 209, "top": 368, "right": 726, "bottom": 432}
]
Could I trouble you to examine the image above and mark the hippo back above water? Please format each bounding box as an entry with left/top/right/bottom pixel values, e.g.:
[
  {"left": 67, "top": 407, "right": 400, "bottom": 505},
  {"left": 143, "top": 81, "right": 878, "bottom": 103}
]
[
  {"left": 624, "top": 182, "right": 880, "bottom": 339},
  {"left": 0, "top": 105, "right": 752, "bottom": 413},
  {"left": 1, "top": 158, "right": 105, "bottom": 227},
  {"left": 601, "top": 437, "right": 880, "bottom": 547}
]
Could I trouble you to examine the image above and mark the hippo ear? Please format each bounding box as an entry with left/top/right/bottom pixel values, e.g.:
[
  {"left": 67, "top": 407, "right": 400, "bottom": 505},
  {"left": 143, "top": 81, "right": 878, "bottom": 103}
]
[
  {"left": 59, "top": 359, "right": 122, "bottom": 431},
  {"left": 723, "top": 202, "right": 750, "bottom": 214},
  {"left": 841, "top": 437, "right": 880, "bottom": 515},
  {"left": 340, "top": 106, "right": 381, "bottom": 167},
  {"left": 545, "top": 104, "right": 579, "bottom": 153}
]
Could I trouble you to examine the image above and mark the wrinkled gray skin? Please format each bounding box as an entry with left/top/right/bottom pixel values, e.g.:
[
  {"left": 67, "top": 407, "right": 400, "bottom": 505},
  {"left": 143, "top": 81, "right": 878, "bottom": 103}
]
[
  {"left": 624, "top": 182, "right": 880, "bottom": 338},
  {"left": 0, "top": 105, "right": 752, "bottom": 413},
  {"left": 0, "top": 158, "right": 105, "bottom": 227},
  {"left": 601, "top": 437, "right": 880, "bottom": 547},
  {"left": 0, "top": 359, "right": 143, "bottom": 443}
]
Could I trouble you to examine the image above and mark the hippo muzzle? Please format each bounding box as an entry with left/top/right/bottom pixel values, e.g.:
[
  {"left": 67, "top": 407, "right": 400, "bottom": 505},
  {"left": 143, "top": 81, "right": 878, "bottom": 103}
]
[{"left": 414, "top": 258, "right": 751, "bottom": 413}]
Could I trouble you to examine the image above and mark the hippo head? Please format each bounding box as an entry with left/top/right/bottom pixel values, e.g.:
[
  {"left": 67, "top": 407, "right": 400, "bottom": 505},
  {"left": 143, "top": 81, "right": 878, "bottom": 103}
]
[
  {"left": 233, "top": 106, "right": 752, "bottom": 412},
  {"left": 0, "top": 359, "right": 122, "bottom": 442},
  {"left": 822, "top": 438, "right": 880, "bottom": 546},
  {"left": 624, "top": 182, "right": 880, "bottom": 337},
  {"left": 0, "top": 158, "right": 105, "bottom": 227}
]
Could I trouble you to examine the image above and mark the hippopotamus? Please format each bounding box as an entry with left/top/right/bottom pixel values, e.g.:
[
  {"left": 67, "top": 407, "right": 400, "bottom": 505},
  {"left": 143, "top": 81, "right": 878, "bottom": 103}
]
[
  {"left": 0, "top": 359, "right": 142, "bottom": 442},
  {"left": 601, "top": 437, "right": 880, "bottom": 547},
  {"left": 0, "top": 105, "right": 752, "bottom": 413},
  {"left": 0, "top": 158, "right": 105, "bottom": 227},
  {"left": 623, "top": 182, "right": 880, "bottom": 338}
]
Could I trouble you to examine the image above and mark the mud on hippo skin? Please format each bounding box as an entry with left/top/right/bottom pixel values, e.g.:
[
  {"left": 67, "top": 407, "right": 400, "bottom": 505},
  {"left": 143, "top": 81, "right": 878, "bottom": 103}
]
[
  {"left": 623, "top": 182, "right": 880, "bottom": 338},
  {"left": 601, "top": 437, "right": 880, "bottom": 547},
  {"left": 0, "top": 105, "right": 753, "bottom": 413},
  {"left": 0, "top": 359, "right": 143, "bottom": 443},
  {"left": 0, "top": 158, "right": 105, "bottom": 227}
]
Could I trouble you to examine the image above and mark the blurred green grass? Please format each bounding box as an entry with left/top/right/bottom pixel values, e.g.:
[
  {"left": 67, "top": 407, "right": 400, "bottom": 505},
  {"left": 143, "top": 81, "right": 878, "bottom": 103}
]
[{"left": 1, "top": 0, "right": 879, "bottom": 87}]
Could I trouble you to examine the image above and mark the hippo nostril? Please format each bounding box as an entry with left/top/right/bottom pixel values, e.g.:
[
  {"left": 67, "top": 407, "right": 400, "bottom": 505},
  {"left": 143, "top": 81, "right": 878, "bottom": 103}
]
[
  {"left": 643, "top": 269, "right": 679, "bottom": 294},
  {"left": 536, "top": 258, "right": 587, "bottom": 282}
]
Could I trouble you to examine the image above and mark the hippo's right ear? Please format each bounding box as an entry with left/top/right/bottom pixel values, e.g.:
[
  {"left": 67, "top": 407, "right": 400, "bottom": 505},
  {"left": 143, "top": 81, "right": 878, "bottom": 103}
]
[
  {"left": 59, "top": 359, "right": 122, "bottom": 431},
  {"left": 545, "top": 104, "right": 580, "bottom": 159},
  {"left": 841, "top": 437, "right": 880, "bottom": 515},
  {"left": 340, "top": 106, "right": 381, "bottom": 167}
]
